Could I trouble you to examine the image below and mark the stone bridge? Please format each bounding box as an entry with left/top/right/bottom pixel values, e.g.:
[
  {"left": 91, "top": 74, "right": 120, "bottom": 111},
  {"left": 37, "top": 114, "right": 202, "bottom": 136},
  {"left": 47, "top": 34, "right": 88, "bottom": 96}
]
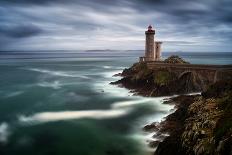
[{"left": 146, "top": 62, "right": 232, "bottom": 83}]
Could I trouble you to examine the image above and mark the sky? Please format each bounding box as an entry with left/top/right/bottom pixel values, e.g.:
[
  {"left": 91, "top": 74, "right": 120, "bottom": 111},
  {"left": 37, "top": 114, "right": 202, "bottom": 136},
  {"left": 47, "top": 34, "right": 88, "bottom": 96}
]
[{"left": 0, "top": 0, "right": 232, "bottom": 52}]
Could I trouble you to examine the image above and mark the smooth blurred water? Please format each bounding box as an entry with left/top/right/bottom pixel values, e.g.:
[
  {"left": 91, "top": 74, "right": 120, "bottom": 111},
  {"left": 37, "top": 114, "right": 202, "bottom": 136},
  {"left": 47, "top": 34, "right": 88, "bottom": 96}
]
[{"left": 0, "top": 51, "right": 231, "bottom": 155}]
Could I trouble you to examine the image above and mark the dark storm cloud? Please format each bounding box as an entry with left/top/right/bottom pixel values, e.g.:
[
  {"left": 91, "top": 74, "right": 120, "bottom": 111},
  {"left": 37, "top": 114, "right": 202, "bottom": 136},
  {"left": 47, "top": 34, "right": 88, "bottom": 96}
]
[
  {"left": 0, "top": 0, "right": 58, "bottom": 5},
  {"left": 130, "top": 0, "right": 232, "bottom": 29},
  {"left": 0, "top": 0, "right": 121, "bottom": 7},
  {"left": 0, "top": 24, "right": 42, "bottom": 38},
  {"left": 0, "top": 0, "right": 231, "bottom": 51}
]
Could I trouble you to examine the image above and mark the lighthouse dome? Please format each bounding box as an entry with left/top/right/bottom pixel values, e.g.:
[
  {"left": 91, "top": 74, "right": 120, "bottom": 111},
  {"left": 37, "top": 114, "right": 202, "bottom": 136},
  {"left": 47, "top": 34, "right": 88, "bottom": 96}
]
[{"left": 148, "top": 25, "right": 153, "bottom": 31}]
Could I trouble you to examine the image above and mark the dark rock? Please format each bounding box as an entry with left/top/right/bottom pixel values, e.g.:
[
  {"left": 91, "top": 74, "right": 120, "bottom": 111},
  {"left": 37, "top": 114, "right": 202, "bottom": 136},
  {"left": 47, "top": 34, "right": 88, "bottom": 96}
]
[
  {"left": 110, "top": 61, "right": 213, "bottom": 97},
  {"left": 202, "top": 80, "right": 232, "bottom": 98},
  {"left": 153, "top": 134, "right": 167, "bottom": 140},
  {"left": 155, "top": 80, "right": 232, "bottom": 155},
  {"left": 143, "top": 122, "right": 159, "bottom": 132},
  {"left": 113, "top": 73, "right": 122, "bottom": 77},
  {"left": 149, "top": 141, "right": 160, "bottom": 148}
]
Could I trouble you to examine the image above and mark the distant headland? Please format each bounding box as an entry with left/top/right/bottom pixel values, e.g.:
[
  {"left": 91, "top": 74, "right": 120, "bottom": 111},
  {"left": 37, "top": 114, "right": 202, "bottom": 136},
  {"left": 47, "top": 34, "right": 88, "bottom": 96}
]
[{"left": 111, "top": 25, "right": 232, "bottom": 155}]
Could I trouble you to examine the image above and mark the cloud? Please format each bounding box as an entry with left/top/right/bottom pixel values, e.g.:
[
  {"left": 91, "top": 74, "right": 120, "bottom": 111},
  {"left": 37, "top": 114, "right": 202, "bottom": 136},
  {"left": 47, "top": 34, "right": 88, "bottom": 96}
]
[
  {"left": 0, "top": 24, "right": 42, "bottom": 38},
  {"left": 1, "top": 0, "right": 59, "bottom": 5},
  {"left": 0, "top": 0, "right": 231, "bottom": 51}
]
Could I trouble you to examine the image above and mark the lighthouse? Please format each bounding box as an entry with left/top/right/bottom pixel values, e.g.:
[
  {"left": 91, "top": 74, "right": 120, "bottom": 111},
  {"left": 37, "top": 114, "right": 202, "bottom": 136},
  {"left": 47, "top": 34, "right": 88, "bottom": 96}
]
[
  {"left": 140, "top": 25, "right": 162, "bottom": 62},
  {"left": 145, "top": 25, "right": 155, "bottom": 61},
  {"left": 155, "top": 41, "right": 162, "bottom": 61}
]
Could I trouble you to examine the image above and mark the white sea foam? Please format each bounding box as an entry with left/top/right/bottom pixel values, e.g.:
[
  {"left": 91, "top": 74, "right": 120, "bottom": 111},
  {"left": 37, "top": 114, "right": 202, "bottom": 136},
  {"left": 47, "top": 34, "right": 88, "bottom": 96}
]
[
  {"left": 17, "top": 96, "right": 173, "bottom": 125},
  {"left": 102, "top": 66, "right": 112, "bottom": 69},
  {"left": 37, "top": 81, "right": 61, "bottom": 89},
  {"left": 93, "top": 69, "right": 134, "bottom": 97},
  {"left": 25, "top": 68, "right": 90, "bottom": 79},
  {"left": 5, "top": 91, "right": 24, "bottom": 98},
  {"left": 112, "top": 98, "right": 151, "bottom": 108},
  {"left": 102, "top": 70, "right": 122, "bottom": 78},
  {"left": 128, "top": 96, "right": 175, "bottom": 152},
  {"left": 113, "top": 97, "right": 173, "bottom": 113},
  {"left": 0, "top": 122, "right": 10, "bottom": 143},
  {"left": 102, "top": 66, "right": 125, "bottom": 69},
  {"left": 187, "top": 92, "right": 201, "bottom": 95},
  {"left": 97, "top": 81, "right": 133, "bottom": 97},
  {"left": 18, "top": 96, "right": 152, "bottom": 124},
  {"left": 18, "top": 109, "right": 130, "bottom": 123}
]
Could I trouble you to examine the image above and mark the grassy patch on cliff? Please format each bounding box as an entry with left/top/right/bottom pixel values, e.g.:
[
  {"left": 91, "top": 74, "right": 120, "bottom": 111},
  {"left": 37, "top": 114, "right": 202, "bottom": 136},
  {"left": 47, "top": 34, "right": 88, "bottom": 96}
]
[
  {"left": 164, "top": 55, "right": 190, "bottom": 64},
  {"left": 131, "top": 63, "right": 176, "bottom": 85},
  {"left": 154, "top": 70, "right": 172, "bottom": 85},
  {"left": 131, "top": 63, "right": 152, "bottom": 81}
]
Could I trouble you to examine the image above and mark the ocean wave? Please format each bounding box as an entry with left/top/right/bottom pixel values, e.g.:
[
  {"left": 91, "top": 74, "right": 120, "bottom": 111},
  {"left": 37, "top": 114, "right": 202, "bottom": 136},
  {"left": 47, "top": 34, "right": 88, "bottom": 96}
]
[
  {"left": 0, "top": 122, "right": 10, "bottom": 144},
  {"left": 18, "top": 109, "right": 130, "bottom": 123},
  {"left": 5, "top": 91, "right": 24, "bottom": 98},
  {"left": 92, "top": 69, "right": 134, "bottom": 98},
  {"left": 126, "top": 96, "right": 175, "bottom": 152},
  {"left": 17, "top": 96, "right": 170, "bottom": 125},
  {"left": 101, "top": 70, "right": 123, "bottom": 78},
  {"left": 17, "top": 96, "right": 157, "bottom": 124},
  {"left": 24, "top": 68, "right": 90, "bottom": 79},
  {"left": 102, "top": 66, "right": 125, "bottom": 69},
  {"left": 94, "top": 80, "right": 133, "bottom": 97},
  {"left": 37, "top": 81, "right": 61, "bottom": 89},
  {"left": 187, "top": 92, "right": 201, "bottom": 95},
  {"left": 102, "top": 66, "right": 112, "bottom": 69},
  {"left": 111, "top": 98, "right": 151, "bottom": 108}
]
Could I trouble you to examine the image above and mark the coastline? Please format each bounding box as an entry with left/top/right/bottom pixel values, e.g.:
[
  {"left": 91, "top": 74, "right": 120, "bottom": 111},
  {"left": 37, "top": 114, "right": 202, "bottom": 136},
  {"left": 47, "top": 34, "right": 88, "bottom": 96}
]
[
  {"left": 111, "top": 60, "right": 232, "bottom": 155},
  {"left": 111, "top": 69, "right": 198, "bottom": 153},
  {"left": 144, "top": 95, "right": 198, "bottom": 154}
]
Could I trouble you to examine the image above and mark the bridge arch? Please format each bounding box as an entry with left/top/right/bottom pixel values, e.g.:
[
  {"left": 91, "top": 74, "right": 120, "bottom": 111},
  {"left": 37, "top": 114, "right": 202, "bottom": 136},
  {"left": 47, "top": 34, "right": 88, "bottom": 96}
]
[{"left": 178, "top": 70, "right": 192, "bottom": 79}]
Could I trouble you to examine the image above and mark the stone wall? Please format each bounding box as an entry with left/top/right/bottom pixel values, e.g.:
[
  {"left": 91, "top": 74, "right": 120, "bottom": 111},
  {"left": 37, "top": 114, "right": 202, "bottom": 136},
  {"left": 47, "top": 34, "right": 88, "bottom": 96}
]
[{"left": 146, "top": 62, "right": 232, "bottom": 90}]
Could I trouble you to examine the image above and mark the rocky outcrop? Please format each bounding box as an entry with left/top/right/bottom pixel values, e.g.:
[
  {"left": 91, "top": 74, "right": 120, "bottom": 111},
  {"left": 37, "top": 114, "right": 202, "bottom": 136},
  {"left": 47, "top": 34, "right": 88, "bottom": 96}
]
[
  {"left": 164, "top": 55, "right": 190, "bottom": 64},
  {"left": 114, "top": 66, "right": 205, "bottom": 96},
  {"left": 111, "top": 55, "right": 232, "bottom": 97},
  {"left": 146, "top": 95, "right": 197, "bottom": 155},
  {"left": 152, "top": 80, "right": 232, "bottom": 155},
  {"left": 111, "top": 56, "right": 232, "bottom": 155}
]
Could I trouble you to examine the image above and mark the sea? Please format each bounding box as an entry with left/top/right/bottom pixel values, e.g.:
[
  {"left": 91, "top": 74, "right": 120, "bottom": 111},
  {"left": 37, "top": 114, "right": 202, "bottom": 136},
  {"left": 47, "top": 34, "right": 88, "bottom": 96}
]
[{"left": 0, "top": 51, "right": 231, "bottom": 155}]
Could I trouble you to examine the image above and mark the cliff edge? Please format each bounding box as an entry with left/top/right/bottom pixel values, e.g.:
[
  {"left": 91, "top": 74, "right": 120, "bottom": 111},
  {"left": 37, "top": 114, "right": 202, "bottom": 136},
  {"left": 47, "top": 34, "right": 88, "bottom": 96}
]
[{"left": 154, "top": 80, "right": 232, "bottom": 155}]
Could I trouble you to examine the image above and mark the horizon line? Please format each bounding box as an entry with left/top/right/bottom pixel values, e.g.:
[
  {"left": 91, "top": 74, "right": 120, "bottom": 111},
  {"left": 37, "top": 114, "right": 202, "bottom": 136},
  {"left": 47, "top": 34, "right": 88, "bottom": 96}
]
[{"left": 0, "top": 50, "right": 232, "bottom": 53}]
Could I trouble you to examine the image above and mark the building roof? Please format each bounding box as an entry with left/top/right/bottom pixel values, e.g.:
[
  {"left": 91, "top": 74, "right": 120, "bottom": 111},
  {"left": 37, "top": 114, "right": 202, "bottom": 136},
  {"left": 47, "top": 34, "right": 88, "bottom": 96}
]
[{"left": 148, "top": 25, "right": 154, "bottom": 32}]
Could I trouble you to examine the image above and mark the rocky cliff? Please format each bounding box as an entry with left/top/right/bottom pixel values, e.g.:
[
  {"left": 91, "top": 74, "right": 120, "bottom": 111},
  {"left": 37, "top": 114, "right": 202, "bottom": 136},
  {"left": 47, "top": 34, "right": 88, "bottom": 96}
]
[
  {"left": 154, "top": 80, "right": 232, "bottom": 155},
  {"left": 111, "top": 56, "right": 232, "bottom": 96},
  {"left": 111, "top": 56, "right": 232, "bottom": 155}
]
